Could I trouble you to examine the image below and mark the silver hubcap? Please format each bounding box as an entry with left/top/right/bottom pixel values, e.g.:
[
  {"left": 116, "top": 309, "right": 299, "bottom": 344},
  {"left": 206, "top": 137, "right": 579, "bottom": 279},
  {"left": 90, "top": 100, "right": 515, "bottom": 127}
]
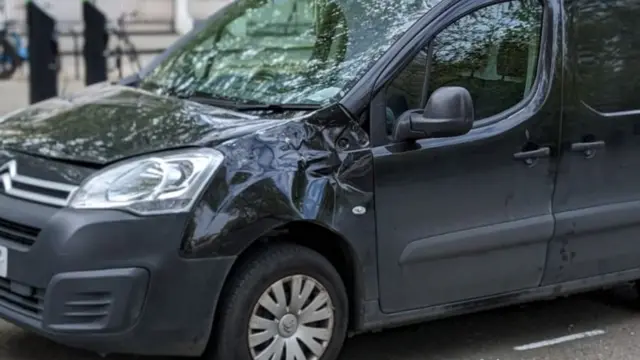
[{"left": 248, "top": 274, "right": 335, "bottom": 360}]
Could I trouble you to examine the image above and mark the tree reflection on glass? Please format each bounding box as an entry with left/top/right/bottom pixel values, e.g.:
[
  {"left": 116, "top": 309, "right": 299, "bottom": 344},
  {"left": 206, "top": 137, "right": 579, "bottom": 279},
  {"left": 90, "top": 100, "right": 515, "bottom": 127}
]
[
  {"left": 386, "top": 0, "right": 543, "bottom": 127},
  {"left": 141, "top": 0, "right": 444, "bottom": 105}
]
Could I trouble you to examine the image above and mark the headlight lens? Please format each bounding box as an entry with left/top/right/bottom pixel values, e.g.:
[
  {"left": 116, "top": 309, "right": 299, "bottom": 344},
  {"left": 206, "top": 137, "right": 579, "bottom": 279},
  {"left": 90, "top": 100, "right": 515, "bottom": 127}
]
[{"left": 69, "top": 148, "right": 224, "bottom": 215}]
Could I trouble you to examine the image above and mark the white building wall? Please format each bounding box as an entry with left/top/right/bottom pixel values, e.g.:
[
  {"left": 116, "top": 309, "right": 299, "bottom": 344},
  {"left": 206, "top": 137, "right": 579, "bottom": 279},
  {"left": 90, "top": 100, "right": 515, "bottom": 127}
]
[{"left": 2, "top": 0, "right": 232, "bottom": 31}]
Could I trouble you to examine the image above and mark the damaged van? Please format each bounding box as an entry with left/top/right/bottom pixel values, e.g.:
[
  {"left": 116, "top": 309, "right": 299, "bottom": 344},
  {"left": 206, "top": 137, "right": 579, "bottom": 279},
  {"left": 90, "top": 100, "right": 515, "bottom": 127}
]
[{"left": 0, "top": 0, "right": 635, "bottom": 359}]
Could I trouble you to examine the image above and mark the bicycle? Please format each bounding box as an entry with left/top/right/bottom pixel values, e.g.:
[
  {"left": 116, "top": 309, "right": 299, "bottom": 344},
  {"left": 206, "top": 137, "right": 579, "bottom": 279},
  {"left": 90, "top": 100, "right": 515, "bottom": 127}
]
[
  {"left": 0, "top": 20, "right": 28, "bottom": 80},
  {"left": 107, "top": 10, "right": 142, "bottom": 80}
]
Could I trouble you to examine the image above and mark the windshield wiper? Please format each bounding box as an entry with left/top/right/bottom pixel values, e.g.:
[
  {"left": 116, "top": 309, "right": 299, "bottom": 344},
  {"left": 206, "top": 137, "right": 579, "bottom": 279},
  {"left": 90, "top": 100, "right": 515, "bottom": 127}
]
[
  {"left": 178, "top": 93, "right": 242, "bottom": 108},
  {"left": 180, "top": 92, "right": 321, "bottom": 113},
  {"left": 231, "top": 103, "right": 321, "bottom": 112}
]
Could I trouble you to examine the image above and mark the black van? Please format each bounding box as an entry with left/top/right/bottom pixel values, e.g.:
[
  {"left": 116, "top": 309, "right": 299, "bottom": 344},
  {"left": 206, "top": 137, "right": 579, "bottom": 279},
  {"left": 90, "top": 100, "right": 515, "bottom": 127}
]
[{"left": 0, "top": 0, "right": 635, "bottom": 358}]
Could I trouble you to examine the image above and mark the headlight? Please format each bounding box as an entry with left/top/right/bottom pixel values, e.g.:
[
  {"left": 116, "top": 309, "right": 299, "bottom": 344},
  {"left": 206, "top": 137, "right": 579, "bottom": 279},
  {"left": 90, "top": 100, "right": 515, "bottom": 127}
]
[{"left": 69, "top": 148, "right": 224, "bottom": 215}]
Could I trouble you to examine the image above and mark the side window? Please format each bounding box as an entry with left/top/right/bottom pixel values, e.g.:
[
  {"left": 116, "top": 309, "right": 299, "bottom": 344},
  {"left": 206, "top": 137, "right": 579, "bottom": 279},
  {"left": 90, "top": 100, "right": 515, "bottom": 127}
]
[
  {"left": 573, "top": 0, "right": 640, "bottom": 113},
  {"left": 384, "top": 0, "right": 543, "bottom": 134}
]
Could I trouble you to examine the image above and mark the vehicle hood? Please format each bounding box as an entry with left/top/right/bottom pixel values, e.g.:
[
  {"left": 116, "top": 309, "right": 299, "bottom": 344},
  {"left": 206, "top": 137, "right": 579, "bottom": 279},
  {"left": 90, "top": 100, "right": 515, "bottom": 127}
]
[{"left": 0, "top": 83, "right": 286, "bottom": 165}]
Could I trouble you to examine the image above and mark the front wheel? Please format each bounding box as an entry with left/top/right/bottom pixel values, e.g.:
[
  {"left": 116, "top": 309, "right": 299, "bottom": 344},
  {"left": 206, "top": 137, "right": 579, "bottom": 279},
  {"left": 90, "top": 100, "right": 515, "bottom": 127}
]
[{"left": 209, "top": 243, "right": 349, "bottom": 360}]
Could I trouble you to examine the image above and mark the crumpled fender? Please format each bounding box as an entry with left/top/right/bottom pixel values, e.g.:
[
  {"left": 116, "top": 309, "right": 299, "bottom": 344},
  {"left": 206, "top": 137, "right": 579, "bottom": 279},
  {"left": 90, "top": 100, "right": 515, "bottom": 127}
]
[
  {"left": 180, "top": 103, "right": 379, "bottom": 305},
  {"left": 183, "top": 103, "right": 373, "bottom": 246}
]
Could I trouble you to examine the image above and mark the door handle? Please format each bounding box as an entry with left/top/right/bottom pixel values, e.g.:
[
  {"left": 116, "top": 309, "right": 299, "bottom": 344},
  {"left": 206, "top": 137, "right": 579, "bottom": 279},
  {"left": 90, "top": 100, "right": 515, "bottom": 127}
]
[
  {"left": 513, "top": 147, "right": 550, "bottom": 160},
  {"left": 570, "top": 140, "right": 605, "bottom": 158},
  {"left": 570, "top": 140, "right": 605, "bottom": 152},
  {"left": 513, "top": 147, "right": 550, "bottom": 167}
]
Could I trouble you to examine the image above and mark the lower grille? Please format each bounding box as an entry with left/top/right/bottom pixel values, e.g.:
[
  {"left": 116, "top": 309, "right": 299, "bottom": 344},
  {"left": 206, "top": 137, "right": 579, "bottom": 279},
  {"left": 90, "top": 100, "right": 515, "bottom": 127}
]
[
  {"left": 0, "top": 217, "right": 41, "bottom": 248},
  {"left": 0, "top": 277, "right": 45, "bottom": 320},
  {"left": 61, "top": 292, "right": 111, "bottom": 325}
]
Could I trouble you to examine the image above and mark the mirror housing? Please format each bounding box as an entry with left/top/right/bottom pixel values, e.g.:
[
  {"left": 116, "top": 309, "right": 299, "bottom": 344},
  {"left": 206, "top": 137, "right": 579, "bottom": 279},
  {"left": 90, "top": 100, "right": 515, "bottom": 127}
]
[{"left": 391, "top": 86, "right": 474, "bottom": 142}]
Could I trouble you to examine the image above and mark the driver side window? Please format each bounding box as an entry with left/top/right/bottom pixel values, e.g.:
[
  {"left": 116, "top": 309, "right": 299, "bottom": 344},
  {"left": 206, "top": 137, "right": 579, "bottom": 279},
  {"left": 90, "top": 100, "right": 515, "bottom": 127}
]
[{"left": 385, "top": 0, "right": 544, "bottom": 135}]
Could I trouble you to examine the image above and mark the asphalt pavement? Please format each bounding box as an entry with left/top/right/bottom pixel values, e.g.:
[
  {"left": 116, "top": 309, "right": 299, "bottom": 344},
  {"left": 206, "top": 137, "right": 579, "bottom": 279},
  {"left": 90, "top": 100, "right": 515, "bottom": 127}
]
[{"left": 2, "top": 286, "right": 640, "bottom": 359}]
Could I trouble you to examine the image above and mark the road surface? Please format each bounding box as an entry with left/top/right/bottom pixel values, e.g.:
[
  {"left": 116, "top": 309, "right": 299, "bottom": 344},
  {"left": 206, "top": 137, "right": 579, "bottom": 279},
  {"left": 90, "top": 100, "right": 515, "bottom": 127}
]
[{"left": 2, "top": 286, "right": 640, "bottom": 359}]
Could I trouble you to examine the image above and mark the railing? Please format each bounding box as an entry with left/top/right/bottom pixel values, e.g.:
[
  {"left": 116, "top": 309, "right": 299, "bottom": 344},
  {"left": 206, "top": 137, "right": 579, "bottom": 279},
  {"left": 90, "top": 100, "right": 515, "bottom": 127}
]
[
  {"left": 6, "top": 0, "right": 176, "bottom": 31},
  {"left": 0, "top": 0, "right": 233, "bottom": 87}
]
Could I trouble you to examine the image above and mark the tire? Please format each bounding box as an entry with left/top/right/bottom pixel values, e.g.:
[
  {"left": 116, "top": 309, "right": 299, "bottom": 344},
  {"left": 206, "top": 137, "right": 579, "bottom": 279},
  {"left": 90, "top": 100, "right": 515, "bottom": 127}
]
[{"left": 207, "top": 243, "right": 349, "bottom": 360}]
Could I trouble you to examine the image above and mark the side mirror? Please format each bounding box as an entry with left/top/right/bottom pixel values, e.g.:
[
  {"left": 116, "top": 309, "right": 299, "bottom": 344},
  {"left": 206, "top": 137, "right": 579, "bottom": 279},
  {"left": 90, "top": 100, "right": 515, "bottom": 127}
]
[{"left": 391, "top": 86, "right": 474, "bottom": 142}]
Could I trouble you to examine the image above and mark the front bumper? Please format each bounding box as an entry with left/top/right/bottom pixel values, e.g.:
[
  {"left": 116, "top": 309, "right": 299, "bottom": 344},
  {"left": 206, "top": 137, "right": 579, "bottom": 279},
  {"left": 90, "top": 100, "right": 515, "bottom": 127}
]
[{"left": 0, "top": 193, "right": 235, "bottom": 356}]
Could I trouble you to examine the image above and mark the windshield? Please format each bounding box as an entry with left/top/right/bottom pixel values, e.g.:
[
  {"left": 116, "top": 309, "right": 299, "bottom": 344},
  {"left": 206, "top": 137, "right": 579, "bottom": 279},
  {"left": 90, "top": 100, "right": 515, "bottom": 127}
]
[{"left": 140, "top": 0, "right": 444, "bottom": 105}]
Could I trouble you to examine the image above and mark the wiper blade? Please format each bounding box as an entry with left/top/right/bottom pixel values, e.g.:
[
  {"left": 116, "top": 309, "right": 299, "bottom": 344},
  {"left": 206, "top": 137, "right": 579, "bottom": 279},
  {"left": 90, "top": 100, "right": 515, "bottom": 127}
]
[
  {"left": 182, "top": 93, "right": 321, "bottom": 113},
  {"left": 232, "top": 103, "right": 321, "bottom": 112},
  {"left": 182, "top": 95, "right": 240, "bottom": 108},
  {"left": 173, "top": 91, "right": 240, "bottom": 107}
]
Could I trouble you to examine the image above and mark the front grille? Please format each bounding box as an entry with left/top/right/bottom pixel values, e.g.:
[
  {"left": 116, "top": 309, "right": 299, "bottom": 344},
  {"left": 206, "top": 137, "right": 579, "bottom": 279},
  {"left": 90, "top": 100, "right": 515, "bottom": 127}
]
[
  {"left": 0, "top": 160, "right": 79, "bottom": 207},
  {"left": 0, "top": 277, "right": 45, "bottom": 320},
  {"left": 0, "top": 217, "right": 41, "bottom": 248},
  {"left": 12, "top": 181, "right": 71, "bottom": 201}
]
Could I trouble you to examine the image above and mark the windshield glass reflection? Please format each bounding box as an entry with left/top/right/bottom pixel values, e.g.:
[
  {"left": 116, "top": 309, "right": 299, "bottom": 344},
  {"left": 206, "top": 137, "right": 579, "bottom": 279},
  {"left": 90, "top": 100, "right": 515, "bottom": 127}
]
[{"left": 140, "top": 0, "right": 443, "bottom": 105}]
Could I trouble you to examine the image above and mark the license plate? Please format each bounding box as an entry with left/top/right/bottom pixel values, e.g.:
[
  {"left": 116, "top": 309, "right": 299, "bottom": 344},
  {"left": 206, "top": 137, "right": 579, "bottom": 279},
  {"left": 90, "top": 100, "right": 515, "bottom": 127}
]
[{"left": 0, "top": 246, "right": 7, "bottom": 278}]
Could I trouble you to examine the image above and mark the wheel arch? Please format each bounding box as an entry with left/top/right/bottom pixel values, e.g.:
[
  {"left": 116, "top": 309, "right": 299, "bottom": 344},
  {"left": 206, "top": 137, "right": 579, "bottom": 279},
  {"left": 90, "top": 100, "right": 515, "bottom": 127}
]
[{"left": 216, "top": 220, "right": 365, "bottom": 332}]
